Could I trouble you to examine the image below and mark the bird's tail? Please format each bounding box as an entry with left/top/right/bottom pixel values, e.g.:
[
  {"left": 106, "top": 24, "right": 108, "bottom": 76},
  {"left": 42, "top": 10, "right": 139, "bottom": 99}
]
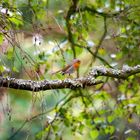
[{"left": 50, "top": 69, "right": 62, "bottom": 75}]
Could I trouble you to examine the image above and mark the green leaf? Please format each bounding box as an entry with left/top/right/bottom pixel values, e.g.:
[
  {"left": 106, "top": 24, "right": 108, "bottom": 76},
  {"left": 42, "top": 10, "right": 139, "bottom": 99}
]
[
  {"left": 105, "top": 125, "right": 115, "bottom": 135},
  {"left": 90, "top": 129, "right": 99, "bottom": 139},
  {"left": 94, "top": 117, "right": 105, "bottom": 124},
  {"left": 79, "top": 123, "right": 84, "bottom": 133},
  {"left": 9, "top": 16, "right": 23, "bottom": 27},
  {"left": 126, "top": 137, "right": 136, "bottom": 140},
  {"left": 53, "top": 125, "right": 59, "bottom": 132},
  {"left": 107, "top": 115, "right": 114, "bottom": 123},
  {"left": 0, "top": 65, "right": 5, "bottom": 73},
  {"left": 12, "top": 66, "right": 19, "bottom": 72},
  {"left": 0, "top": 34, "right": 3, "bottom": 45},
  {"left": 7, "top": 48, "right": 13, "bottom": 60}
]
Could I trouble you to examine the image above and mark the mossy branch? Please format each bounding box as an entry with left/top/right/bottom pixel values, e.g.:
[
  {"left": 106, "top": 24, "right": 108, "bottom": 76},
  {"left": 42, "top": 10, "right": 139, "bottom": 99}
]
[{"left": 0, "top": 65, "right": 140, "bottom": 91}]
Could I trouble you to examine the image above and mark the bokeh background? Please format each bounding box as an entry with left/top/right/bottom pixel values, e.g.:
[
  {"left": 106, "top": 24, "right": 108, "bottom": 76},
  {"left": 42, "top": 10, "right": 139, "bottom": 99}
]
[{"left": 0, "top": 0, "right": 140, "bottom": 140}]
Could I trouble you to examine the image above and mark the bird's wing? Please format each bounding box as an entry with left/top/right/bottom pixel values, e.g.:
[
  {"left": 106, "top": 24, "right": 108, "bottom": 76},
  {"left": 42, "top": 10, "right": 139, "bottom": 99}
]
[
  {"left": 62, "top": 65, "right": 75, "bottom": 75},
  {"left": 51, "top": 65, "right": 71, "bottom": 75}
]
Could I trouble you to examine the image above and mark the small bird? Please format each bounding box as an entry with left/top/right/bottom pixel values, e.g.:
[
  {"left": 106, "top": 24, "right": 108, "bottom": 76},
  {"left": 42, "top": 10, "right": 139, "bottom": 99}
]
[{"left": 52, "top": 59, "right": 81, "bottom": 75}]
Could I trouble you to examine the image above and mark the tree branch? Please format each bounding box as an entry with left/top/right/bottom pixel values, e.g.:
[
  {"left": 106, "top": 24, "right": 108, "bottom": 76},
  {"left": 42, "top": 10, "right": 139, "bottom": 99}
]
[
  {"left": 0, "top": 76, "right": 102, "bottom": 92},
  {"left": 0, "top": 65, "right": 140, "bottom": 91},
  {"left": 89, "top": 65, "right": 140, "bottom": 79},
  {"left": 65, "top": 0, "right": 78, "bottom": 58}
]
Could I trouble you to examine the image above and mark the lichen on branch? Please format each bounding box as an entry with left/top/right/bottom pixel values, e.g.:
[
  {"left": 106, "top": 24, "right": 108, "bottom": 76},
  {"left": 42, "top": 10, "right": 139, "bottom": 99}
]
[{"left": 0, "top": 65, "right": 140, "bottom": 92}]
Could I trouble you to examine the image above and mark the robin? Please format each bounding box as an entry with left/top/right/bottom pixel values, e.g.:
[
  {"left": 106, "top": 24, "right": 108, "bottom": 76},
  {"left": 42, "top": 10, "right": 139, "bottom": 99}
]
[{"left": 52, "top": 59, "right": 81, "bottom": 75}]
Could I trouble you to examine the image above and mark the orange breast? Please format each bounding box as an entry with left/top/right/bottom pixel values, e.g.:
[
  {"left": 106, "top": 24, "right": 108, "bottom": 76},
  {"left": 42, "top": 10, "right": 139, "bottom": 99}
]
[{"left": 73, "top": 62, "right": 80, "bottom": 69}]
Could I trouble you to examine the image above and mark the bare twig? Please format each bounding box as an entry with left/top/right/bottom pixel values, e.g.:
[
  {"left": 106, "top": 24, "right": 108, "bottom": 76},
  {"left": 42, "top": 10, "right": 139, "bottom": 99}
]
[
  {"left": 65, "top": 0, "right": 79, "bottom": 58},
  {"left": 94, "top": 16, "right": 107, "bottom": 57}
]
